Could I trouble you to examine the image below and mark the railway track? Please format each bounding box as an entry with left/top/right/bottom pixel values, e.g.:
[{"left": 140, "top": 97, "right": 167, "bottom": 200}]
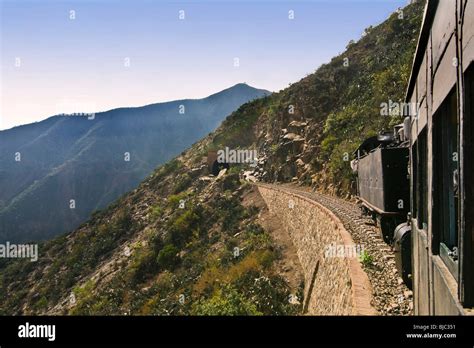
[{"left": 270, "top": 183, "right": 414, "bottom": 315}]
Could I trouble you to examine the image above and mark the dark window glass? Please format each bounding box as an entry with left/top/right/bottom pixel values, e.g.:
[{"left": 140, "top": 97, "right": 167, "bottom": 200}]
[
  {"left": 416, "top": 128, "right": 428, "bottom": 229},
  {"left": 433, "top": 88, "right": 459, "bottom": 262},
  {"left": 412, "top": 140, "right": 418, "bottom": 219}
]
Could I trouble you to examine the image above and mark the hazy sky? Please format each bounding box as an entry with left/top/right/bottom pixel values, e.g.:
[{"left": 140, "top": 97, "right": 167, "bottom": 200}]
[{"left": 0, "top": 0, "right": 408, "bottom": 130}]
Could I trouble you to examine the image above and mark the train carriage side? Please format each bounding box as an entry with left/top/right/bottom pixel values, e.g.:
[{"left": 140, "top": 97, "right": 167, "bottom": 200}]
[
  {"left": 355, "top": 140, "right": 410, "bottom": 243},
  {"left": 406, "top": 0, "right": 474, "bottom": 315}
]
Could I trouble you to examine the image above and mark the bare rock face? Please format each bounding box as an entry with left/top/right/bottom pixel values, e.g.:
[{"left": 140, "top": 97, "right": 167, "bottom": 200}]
[
  {"left": 287, "top": 120, "right": 308, "bottom": 135},
  {"left": 282, "top": 133, "right": 304, "bottom": 142},
  {"left": 242, "top": 171, "right": 258, "bottom": 182},
  {"left": 277, "top": 163, "right": 297, "bottom": 182},
  {"left": 189, "top": 164, "right": 208, "bottom": 178},
  {"left": 295, "top": 158, "right": 305, "bottom": 167},
  {"left": 216, "top": 168, "right": 227, "bottom": 179}
]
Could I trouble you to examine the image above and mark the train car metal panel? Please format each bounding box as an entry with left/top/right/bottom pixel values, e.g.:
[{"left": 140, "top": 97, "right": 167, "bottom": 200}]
[
  {"left": 358, "top": 149, "right": 384, "bottom": 211},
  {"left": 414, "top": 228, "right": 430, "bottom": 314},
  {"left": 418, "top": 98, "right": 428, "bottom": 133},
  {"left": 433, "top": 38, "right": 457, "bottom": 111},
  {"left": 417, "top": 50, "right": 427, "bottom": 99},
  {"left": 357, "top": 147, "right": 409, "bottom": 214},
  {"left": 432, "top": 256, "right": 464, "bottom": 315},
  {"left": 430, "top": 0, "right": 455, "bottom": 69},
  {"left": 463, "top": 0, "right": 474, "bottom": 69},
  {"left": 406, "top": 0, "right": 474, "bottom": 315}
]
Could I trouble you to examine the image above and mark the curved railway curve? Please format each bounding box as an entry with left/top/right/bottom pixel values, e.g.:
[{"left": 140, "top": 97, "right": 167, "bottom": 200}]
[{"left": 255, "top": 182, "right": 413, "bottom": 315}]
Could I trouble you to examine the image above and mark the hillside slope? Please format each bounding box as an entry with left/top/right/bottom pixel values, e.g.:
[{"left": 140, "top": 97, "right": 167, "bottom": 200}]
[
  {"left": 0, "top": 1, "right": 424, "bottom": 315},
  {"left": 0, "top": 83, "right": 269, "bottom": 243}
]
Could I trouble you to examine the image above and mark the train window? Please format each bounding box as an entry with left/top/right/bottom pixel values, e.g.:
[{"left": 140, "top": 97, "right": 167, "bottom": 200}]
[
  {"left": 416, "top": 127, "right": 428, "bottom": 230},
  {"left": 433, "top": 88, "right": 459, "bottom": 276}
]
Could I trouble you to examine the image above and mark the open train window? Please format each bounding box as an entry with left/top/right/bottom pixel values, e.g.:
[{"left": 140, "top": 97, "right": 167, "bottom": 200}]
[{"left": 433, "top": 88, "right": 459, "bottom": 278}]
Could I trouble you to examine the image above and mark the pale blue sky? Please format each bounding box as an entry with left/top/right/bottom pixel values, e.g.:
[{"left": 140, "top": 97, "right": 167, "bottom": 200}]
[{"left": 0, "top": 0, "right": 408, "bottom": 130}]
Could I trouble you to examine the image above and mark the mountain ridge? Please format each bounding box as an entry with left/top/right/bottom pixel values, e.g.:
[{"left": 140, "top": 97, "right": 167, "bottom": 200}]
[
  {"left": 0, "top": 83, "right": 270, "bottom": 243},
  {"left": 1, "top": 83, "right": 269, "bottom": 132}
]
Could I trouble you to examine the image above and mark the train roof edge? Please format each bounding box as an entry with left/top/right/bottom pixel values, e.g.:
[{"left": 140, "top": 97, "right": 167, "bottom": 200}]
[{"left": 405, "top": 0, "right": 439, "bottom": 102}]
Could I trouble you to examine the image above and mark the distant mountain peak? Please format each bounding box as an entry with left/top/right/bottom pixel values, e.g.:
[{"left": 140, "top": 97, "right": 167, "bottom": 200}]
[
  {"left": 0, "top": 84, "right": 270, "bottom": 243},
  {"left": 206, "top": 83, "right": 271, "bottom": 101}
]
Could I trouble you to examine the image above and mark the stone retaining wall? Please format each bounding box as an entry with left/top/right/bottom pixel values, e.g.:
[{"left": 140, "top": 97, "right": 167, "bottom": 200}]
[{"left": 257, "top": 184, "right": 376, "bottom": 315}]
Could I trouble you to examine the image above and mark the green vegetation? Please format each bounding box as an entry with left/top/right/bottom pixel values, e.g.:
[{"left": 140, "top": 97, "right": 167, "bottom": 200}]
[
  {"left": 314, "top": 4, "right": 423, "bottom": 192},
  {"left": 173, "top": 173, "right": 192, "bottom": 194},
  {"left": 149, "top": 205, "right": 163, "bottom": 221},
  {"left": 218, "top": 1, "right": 423, "bottom": 194},
  {"left": 208, "top": 2, "right": 424, "bottom": 194},
  {"left": 0, "top": 172, "right": 300, "bottom": 316},
  {"left": 166, "top": 206, "right": 203, "bottom": 247},
  {"left": 167, "top": 192, "right": 189, "bottom": 209},
  {"left": 0, "top": 206, "right": 135, "bottom": 313},
  {"left": 213, "top": 97, "right": 271, "bottom": 148},
  {"left": 68, "top": 183, "right": 298, "bottom": 315},
  {"left": 359, "top": 250, "right": 374, "bottom": 267},
  {"left": 156, "top": 244, "right": 180, "bottom": 270},
  {"left": 191, "top": 285, "right": 261, "bottom": 315}
]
